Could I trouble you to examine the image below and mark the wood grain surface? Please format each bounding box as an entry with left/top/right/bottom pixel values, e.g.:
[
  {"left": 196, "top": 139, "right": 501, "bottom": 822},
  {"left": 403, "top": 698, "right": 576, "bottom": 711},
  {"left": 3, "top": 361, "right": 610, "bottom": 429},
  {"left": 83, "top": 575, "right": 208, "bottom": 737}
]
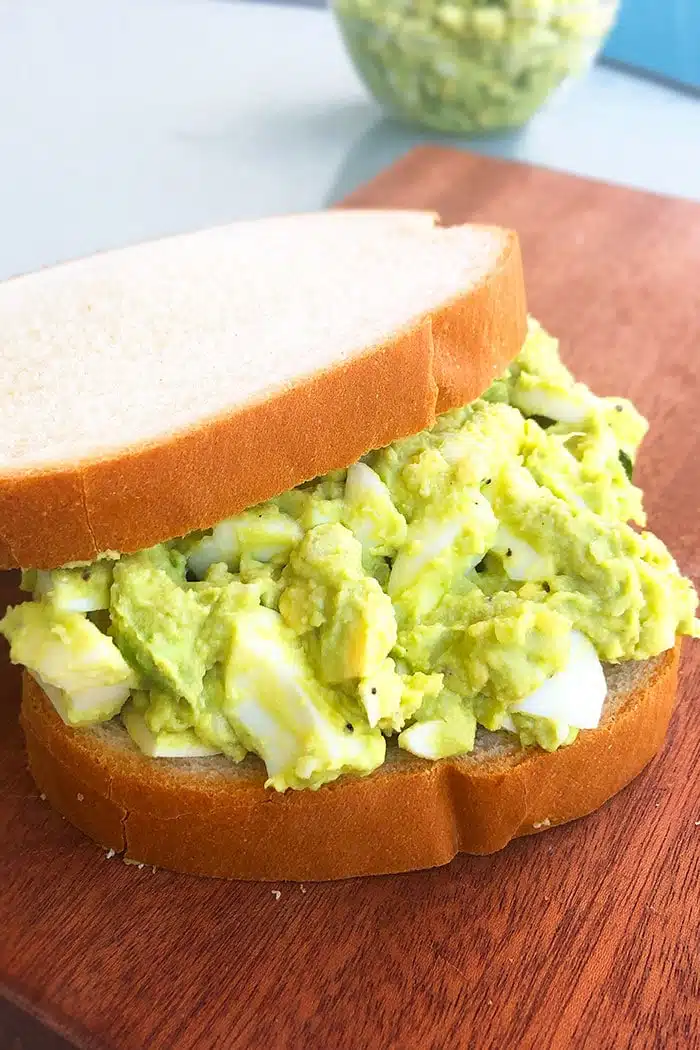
[{"left": 2, "top": 147, "right": 699, "bottom": 1050}]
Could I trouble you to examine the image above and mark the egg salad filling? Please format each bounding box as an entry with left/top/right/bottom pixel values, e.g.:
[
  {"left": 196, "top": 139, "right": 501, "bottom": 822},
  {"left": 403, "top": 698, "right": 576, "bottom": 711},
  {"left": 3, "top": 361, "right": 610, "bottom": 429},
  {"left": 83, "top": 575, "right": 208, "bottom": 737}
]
[{"left": 3, "top": 320, "right": 698, "bottom": 791}]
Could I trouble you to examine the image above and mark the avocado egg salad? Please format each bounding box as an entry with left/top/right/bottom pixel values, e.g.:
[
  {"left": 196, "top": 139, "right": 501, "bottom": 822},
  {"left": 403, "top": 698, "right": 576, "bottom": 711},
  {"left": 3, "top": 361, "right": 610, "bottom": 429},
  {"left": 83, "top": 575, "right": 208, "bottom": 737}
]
[{"left": 3, "top": 320, "right": 698, "bottom": 792}]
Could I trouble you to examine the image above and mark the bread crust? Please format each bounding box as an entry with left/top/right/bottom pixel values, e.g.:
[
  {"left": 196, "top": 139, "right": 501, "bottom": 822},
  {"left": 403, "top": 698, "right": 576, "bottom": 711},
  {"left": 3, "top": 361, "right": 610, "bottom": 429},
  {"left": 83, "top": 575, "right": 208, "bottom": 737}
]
[
  {"left": 20, "top": 644, "right": 679, "bottom": 881},
  {"left": 0, "top": 227, "right": 525, "bottom": 570}
]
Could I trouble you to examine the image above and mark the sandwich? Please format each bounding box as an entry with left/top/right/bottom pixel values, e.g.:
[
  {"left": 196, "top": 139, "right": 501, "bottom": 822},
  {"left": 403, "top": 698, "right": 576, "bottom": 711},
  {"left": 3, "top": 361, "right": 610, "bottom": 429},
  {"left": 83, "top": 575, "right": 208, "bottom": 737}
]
[{"left": 1, "top": 210, "right": 697, "bottom": 881}]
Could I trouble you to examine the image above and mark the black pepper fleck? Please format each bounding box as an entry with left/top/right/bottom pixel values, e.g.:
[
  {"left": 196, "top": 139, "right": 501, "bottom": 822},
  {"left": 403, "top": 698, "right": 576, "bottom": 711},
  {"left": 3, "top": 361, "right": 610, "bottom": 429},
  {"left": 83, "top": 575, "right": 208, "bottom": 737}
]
[
  {"left": 543, "top": 581, "right": 551, "bottom": 593},
  {"left": 371, "top": 687, "right": 377, "bottom": 695},
  {"left": 345, "top": 723, "right": 354, "bottom": 733},
  {"left": 506, "top": 548, "right": 513, "bottom": 558}
]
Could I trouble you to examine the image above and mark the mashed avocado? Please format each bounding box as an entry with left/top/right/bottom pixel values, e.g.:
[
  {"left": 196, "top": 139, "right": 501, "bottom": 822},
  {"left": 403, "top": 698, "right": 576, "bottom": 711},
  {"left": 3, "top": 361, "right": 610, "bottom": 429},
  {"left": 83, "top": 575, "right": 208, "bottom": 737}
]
[
  {"left": 333, "top": 0, "right": 619, "bottom": 133},
  {"left": 2, "top": 319, "right": 698, "bottom": 791}
]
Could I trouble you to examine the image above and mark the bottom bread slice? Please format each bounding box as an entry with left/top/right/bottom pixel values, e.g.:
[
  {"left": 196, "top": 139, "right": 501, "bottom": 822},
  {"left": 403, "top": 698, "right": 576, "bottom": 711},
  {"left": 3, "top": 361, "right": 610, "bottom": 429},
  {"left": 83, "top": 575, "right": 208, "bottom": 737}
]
[{"left": 20, "top": 645, "right": 679, "bottom": 881}]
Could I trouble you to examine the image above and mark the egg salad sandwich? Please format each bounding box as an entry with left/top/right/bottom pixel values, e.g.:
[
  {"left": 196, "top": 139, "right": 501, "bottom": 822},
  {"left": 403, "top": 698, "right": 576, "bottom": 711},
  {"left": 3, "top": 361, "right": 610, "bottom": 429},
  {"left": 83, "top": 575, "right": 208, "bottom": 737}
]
[{"left": 1, "top": 210, "right": 697, "bottom": 881}]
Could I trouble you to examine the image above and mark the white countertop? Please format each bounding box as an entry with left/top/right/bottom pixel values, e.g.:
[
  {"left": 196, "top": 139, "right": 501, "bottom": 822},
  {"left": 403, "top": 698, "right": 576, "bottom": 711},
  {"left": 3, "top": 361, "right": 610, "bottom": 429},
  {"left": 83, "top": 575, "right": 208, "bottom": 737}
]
[{"left": 1, "top": 0, "right": 698, "bottom": 280}]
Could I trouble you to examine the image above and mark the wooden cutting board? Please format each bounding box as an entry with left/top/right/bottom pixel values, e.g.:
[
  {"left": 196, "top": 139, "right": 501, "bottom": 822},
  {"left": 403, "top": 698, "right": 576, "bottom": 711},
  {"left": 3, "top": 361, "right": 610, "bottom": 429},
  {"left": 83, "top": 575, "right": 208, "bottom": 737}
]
[{"left": 1, "top": 147, "right": 699, "bottom": 1050}]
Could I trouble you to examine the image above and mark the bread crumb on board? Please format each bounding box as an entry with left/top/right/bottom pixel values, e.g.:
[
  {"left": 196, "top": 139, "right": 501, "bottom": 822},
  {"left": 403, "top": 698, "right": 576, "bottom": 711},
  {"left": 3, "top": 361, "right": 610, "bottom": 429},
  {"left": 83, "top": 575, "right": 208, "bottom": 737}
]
[
  {"left": 533, "top": 818, "right": 551, "bottom": 830},
  {"left": 77, "top": 793, "right": 84, "bottom": 802},
  {"left": 105, "top": 849, "right": 116, "bottom": 860},
  {"left": 39, "top": 793, "right": 46, "bottom": 801},
  {"left": 272, "top": 890, "right": 282, "bottom": 901}
]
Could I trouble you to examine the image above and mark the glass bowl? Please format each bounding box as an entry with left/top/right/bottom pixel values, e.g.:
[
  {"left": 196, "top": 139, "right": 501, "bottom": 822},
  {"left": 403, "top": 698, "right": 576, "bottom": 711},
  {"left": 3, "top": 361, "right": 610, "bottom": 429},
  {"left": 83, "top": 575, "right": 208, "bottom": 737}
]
[{"left": 333, "top": 0, "right": 620, "bottom": 133}]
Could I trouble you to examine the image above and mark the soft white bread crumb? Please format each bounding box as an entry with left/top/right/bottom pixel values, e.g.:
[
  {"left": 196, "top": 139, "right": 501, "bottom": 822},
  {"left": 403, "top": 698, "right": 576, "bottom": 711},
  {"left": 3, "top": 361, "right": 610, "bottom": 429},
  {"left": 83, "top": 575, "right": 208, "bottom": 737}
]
[{"left": 0, "top": 210, "right": 508, "bottom": 471}]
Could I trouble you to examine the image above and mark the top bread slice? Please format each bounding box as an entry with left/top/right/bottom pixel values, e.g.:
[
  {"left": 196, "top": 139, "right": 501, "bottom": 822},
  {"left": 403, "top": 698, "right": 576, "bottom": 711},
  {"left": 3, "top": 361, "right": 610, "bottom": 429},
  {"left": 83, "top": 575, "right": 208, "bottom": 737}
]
[{"left": 0, "top": 210, "right": 526, "bottom": 569}]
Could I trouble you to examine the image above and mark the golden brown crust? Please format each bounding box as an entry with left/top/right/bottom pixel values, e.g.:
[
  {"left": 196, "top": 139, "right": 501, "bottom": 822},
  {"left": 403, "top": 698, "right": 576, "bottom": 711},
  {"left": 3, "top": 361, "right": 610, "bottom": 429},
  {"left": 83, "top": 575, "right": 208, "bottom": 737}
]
[
  {"left": 0, "top": 228, "right": 525, "bottom": 570},
  {"left": 20, "top": 644, "right": 679, "bottom": 881},
  {"left": 432, "top": 231, "right": 527, "bottom": 414}
]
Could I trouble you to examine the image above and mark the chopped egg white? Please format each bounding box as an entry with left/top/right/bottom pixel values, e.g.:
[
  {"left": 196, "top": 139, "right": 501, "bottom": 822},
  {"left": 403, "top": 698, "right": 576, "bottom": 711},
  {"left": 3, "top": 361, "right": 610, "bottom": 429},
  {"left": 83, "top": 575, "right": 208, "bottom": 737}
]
[
  {"left": 236, "top": 513, "right": 303, "bottom": 562},
  {"left": 33, "top": 568, "right": 111, "bottom": 612},
  {"left": 122, "top": 703, "right": 222, "bottom": 758},
  {"left": 13, "top": 611, "right": 136, "bottom": 697},
  {"left": 510, "top": 631, "right": 607, "bottom": 730},
  {"left": 491, "top": 524, "right": 554, "bottom": 582},
  {"left": 33, "top": 571, "right": 90, "bottom": 612},
  {"left": 31, "top": 671, "right": 132, "bottom": 727},
  {"left": 513, "top": 388, "right": 590, "bottom": 425},
  {"left": 389, "top": 520, "right": 478, "bottom": 595},
  {"left": 399, "top": 720, "right": 455, "bottom": 760},
  {"left": 345, "top": 461, "right": 386, "bottom": 503},
  {"left": 187, "top": 520, "right": 240, "bottom": 578},
  {"left": 343, "top": 462, "right": 407, "bottom": 554},
  {"left": 224, "top": 607, "right": 385, "bottom": 789},
  {"left": 234, "top": 692, "right": 300, "bottom": 778}
]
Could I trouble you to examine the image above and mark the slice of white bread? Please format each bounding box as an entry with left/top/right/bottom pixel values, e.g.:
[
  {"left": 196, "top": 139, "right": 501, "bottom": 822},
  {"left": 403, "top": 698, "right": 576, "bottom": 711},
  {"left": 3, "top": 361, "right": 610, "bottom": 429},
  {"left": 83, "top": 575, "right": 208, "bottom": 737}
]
[
  {"left": 20, "top": 644, "right": 679, "bottom": 881},
  {"left": 0, "top": 211, "right": 525, "bottom": 570}
]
